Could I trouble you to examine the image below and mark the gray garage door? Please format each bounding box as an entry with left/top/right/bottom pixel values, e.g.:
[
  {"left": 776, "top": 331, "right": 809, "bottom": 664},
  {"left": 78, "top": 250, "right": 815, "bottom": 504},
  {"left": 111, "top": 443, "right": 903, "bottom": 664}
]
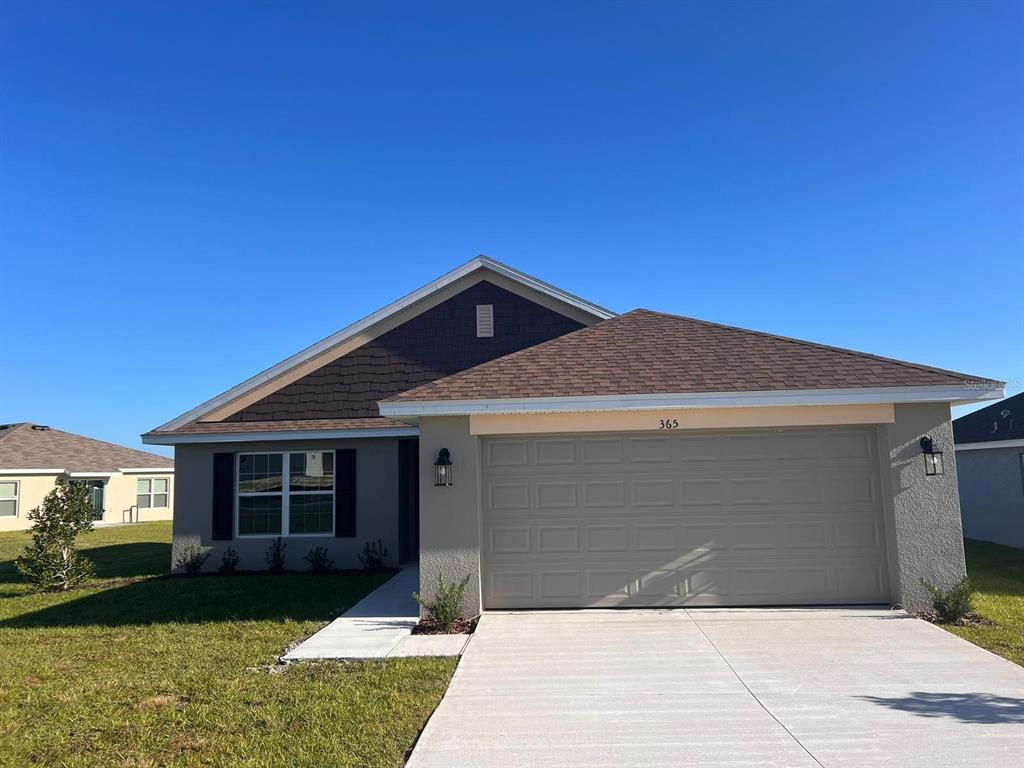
[{"left": 480, "top": 427, "right": 891, "bottom": 608}]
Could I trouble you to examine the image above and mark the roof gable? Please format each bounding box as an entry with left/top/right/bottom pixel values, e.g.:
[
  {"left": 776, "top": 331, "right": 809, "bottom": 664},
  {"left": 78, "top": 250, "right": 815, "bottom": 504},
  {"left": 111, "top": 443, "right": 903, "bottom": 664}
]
[
  {"left": 150, "top": 257, "right": 612, "bottom": 434},
  {"left": 381, "top": 309, "right": 1000, "bottom": 410},
  {"left": 0, "top": 423, "right": 173, "bottom": 473},
  {"left": 953, "top": 391, "right": 1024, "bottom": 444}
]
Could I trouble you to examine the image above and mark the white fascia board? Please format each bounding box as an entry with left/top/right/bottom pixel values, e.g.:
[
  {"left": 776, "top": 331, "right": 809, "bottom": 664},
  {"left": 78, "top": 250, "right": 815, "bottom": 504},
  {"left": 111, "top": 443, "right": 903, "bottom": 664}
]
[
  {"left": 142, "top": 427, "right": 419, "bottom": 446},
  {"left": 955, "top": 439, "right": 1024, "bottom": 451},
  {"left": 117, "top": 467, "right": 176, "bottom": 473},
  {"left": 379, "top": 385, "right": 1006, "bottom": 418},
  {"left": 154, "top": 257, "right": 615, "bottom": 433},
  {"left": 66, "top": 471, "right": 115, "bottom": 478},
  {"left": 0, "top": 468, "right": 65, "bottom": 475}
]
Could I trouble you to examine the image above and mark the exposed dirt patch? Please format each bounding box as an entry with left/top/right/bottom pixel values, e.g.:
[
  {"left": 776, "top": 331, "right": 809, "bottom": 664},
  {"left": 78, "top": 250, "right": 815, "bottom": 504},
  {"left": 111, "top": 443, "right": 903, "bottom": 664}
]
[
  {"left": 412, "top": 617, "right": 477, "bottom": 635},
  {"left": 918, "top": 611, "right": 997, "bottom": 627}
]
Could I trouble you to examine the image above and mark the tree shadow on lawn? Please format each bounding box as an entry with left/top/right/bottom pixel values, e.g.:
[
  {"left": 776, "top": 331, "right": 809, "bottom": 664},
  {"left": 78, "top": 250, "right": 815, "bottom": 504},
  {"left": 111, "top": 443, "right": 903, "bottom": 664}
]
[
  {"left": 0, "top": 542, "right": 172, "bottom": 584},
  {"left": 859, "top": 692, "right": 1024, "bottom": 725},
  {"left": 0, "top": 572, "right": 387, "bottom": 628}
]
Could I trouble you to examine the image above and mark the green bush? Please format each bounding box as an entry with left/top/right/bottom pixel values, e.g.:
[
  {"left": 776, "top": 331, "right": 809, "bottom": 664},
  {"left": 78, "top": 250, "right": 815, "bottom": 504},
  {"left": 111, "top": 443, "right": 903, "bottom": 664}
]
[
  {"left": 358, "top": 538, "right": 388, "bottom": 571},
  {"left": 413, "top": 572, "right": 471, "bottom": 631},
  {"left": 265, "top": 536, "right": 287, "bottom": 573},
  {"left": 303, "top": 546, "right": 334, "bottom": 573},
  {"left": 16, "top": 482, "right": 96, "bottom": 592},
  {"left": 921, "top": 575, "right": 974, "bottom": 623},
  {"left": 217, "top": 546, "right": 240, "bottom": 575},
  {"left": 174, "top": 545, "right": 209, "bottom": 576}
]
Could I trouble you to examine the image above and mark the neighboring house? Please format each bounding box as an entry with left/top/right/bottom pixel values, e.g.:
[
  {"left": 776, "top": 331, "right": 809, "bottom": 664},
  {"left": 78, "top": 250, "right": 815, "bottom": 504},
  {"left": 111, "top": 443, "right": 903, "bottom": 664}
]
[
  {"left": 0, "top": 423, "right": 174, "bottom": 531},
  {"left": 953, "top": 392, "right": 1024, "bottom": 549},
  {"left": 144, "top": 257, "right": 1003, "bottom": 612}
]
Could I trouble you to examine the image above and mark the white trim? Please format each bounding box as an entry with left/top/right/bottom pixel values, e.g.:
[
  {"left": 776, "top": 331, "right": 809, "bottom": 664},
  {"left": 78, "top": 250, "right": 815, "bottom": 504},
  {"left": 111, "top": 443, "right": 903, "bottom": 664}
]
[
  {"left": 153, "top": 257, "right": 614, "bottom": 433},
  {"left": 143, "top": 426, "right": 418, "bottom": 445},
  {"left": 118, "top": 467, "right": 175, "bottom": 474},
  {"left": 0, "top": 468, "right": 64, "bottom": 475},
  {"left": 379, "top": 385, "right": 1006, "bottom": 418},
  {"left": 66, "top": 471, "right": 115, "bottom": 479},
  {"left": 955, "top": 439, "right": 1024, "bottom": 451}
]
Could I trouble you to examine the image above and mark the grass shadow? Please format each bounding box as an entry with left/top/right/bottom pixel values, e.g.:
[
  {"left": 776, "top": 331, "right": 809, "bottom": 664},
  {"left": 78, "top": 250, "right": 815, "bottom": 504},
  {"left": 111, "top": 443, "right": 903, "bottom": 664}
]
[
  {"left": 0, "top": 571, "right": 390, "bottom": 628},
  {"left": 859, "top": 692, "right": 1024, "bottom": 724},
  {"left": 0, "top": 541, "right": 171, "bottom": 585}
]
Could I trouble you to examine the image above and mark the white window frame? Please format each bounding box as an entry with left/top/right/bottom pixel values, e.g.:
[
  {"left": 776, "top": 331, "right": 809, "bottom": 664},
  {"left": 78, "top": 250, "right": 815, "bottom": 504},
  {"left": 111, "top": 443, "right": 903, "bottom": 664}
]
[
  {"left": 0, "top": 480, "right": 18, "bottom": 517},
  {"left": 235, "top": 451, "right": 335, "bottom": 538},
  {"left": 136, "top": 477, "right": 170, "bottom": 509}
]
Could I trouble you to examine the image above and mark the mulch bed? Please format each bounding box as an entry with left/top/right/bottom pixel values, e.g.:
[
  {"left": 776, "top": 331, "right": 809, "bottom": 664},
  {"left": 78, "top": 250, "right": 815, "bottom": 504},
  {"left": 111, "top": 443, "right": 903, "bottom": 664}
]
[
  {"left": 917, "top": 611, "right": 996, "bottom": 627},
  {"left": 411, "top": 617, "right": 478, "bottom": 635}
]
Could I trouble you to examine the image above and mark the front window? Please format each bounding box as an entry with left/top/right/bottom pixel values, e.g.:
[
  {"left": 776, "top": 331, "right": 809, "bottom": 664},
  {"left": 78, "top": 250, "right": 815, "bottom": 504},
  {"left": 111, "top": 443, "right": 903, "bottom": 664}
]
[
  {"left": 0, "top": 481, "right": 17, "bottom": 517},
  {"left": 237, "top": 451, "right": 334, "bottom": 536},
  {"left": 136, "top": 477, "right": 169, "bottom": 509}
]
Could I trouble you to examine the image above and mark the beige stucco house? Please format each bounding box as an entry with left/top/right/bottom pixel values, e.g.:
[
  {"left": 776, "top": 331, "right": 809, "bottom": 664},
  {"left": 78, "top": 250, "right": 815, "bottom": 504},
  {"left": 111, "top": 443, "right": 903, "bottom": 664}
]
[
  {"left": 144, "top": 257, "right": 1003, "bottom": 613},
  {"left": 0, "top": 423, "right": 174, "bottom": 531}
]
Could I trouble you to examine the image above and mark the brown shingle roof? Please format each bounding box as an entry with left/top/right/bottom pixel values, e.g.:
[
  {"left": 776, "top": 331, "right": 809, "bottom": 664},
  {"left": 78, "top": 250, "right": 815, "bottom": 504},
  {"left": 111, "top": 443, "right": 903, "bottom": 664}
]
[
  {"left": 0, "top": 423, "right": 173, "bottom": 473},
  {"left": 385, "top": 309, "right": 996, "bottom": 403},
  {"left": 147, "top": 417, "right": 410, "bottom": 437}
]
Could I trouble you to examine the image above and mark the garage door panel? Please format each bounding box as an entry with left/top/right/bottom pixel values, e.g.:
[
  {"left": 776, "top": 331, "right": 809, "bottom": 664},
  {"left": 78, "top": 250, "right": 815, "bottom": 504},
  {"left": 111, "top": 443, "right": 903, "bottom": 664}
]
[{"left": 481, "top": 428, "right": 890, "bottom": 608}]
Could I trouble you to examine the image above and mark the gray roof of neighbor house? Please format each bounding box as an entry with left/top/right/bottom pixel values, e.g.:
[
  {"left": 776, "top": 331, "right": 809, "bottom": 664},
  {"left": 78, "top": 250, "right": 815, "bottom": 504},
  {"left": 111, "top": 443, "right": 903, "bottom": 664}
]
[
  {"left": 953, "top": 392, "right": 1024, "bottom": 445},
  {"left": 0, "top": 423, "right": 173, "bottom": 473},
  {"left": 384, "top": 309, "right": 999, "bottom": 404}
]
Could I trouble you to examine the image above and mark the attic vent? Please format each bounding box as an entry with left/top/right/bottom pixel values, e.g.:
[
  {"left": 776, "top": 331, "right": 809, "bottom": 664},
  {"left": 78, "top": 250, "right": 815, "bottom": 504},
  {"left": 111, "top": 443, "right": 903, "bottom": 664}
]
[
  {"left": 31, "top": 425, "right": 51, "bottom": 431},
  {"left": 476, "top": 304, "right": 494, "bottom": 338}
]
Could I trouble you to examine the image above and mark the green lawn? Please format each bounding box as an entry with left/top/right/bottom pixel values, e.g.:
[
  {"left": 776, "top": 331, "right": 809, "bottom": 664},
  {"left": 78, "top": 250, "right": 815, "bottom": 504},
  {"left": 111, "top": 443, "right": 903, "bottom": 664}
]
[
  {"left": 0, "top": 522, "right": 456, "bottom": 767},
  {"left": 942, "top": 539, "right": 1024, "bottom": 666}
]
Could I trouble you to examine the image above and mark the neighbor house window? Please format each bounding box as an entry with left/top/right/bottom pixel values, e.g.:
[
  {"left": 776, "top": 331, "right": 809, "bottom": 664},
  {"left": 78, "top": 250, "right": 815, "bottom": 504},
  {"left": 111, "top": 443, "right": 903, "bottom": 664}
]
[
  {"left": 136, "top": 478, "right": 169, "bottom": 509},
  {"left": 237, "top": 451, "right": 334, "bottom": 536},
  {"left": 0, "top": 482, "right": 17, "bottom": 517}
]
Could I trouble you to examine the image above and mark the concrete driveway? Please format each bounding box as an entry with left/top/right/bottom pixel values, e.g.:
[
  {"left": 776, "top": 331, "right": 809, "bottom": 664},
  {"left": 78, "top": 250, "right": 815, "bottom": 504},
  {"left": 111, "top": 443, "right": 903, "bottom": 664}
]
[{"left": 407, "top": 609, "right": 1024, "bottom": 767}]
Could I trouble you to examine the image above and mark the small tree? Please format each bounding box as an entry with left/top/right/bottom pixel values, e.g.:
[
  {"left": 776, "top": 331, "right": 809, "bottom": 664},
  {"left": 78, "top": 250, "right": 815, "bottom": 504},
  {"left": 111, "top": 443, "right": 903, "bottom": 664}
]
[{"left": 16, "top": 483, "right": 96, "bottom": 592}]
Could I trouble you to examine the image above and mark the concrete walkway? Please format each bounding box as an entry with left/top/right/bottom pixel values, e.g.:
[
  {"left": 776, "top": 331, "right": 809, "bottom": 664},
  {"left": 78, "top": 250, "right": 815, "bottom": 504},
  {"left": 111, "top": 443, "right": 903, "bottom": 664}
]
[
  {"left": 407, "top": 608, "right": 1024, "bottom": 767},
  {"left": 282, "top": 566, "right": 468, "bottom": 660}
]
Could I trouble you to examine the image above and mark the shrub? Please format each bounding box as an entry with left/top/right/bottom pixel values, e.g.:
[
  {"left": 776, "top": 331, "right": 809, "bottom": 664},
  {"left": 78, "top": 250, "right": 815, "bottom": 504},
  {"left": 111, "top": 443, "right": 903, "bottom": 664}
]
[
  {"left": 358, "top": 539, "right": 388, "bottom": 571},
  {"left": 174, "top": 545, "right": 209, "bottom": 576},
  {"left": 921, "top": 576, "right": 974, "bottom": 623},
  {"left": 16, "top": 482, "right": 96, "bottom": 592},
  {"left": 413, "top": 572, "right": 471, "bottom": 631},
  {"left": 217, "top": 547, "right": 240, "bottom": 575},
  {"left": 265, "top": 536, "right": 287, "bottom": 573},
  {"left": 303, "top": 546, "right": 334, "bottom": 573}
]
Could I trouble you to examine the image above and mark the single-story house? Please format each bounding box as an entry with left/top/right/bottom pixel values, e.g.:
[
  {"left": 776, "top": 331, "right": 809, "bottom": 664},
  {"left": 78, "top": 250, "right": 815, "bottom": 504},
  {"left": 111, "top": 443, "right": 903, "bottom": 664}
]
[
  {"left": 0, "top": 423, "right": 174, "bottom": 531},
  {"left": 953, "top": 392, "right": 1024, "bottom": 548},
  {"left": 144, "top": 257, "right": 1003, "bottom": 613}
]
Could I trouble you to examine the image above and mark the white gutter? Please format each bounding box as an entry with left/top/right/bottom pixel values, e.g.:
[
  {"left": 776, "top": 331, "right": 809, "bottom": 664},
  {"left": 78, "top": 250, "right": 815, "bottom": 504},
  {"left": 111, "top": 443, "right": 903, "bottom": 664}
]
[
  {"left": 143, "top": 426, "right": 419, "bottom": 446},
  {"left": 955, "top": 438, "right": 1024, "bottom": 451},
  {"left": 153, "top": 257, "right": 615, "bottom": 433},
  {"left": 379, "top": 385, "right": 1006, "bottom": 418},
  {"left": 0, "top": 468, "right": 65, "bottom": 475},
  {"left": 118, "top": 467, "right": 176, "bottom": 473},
  {"left": 66, "top": 472, "right": 115, "bottom": 479}
]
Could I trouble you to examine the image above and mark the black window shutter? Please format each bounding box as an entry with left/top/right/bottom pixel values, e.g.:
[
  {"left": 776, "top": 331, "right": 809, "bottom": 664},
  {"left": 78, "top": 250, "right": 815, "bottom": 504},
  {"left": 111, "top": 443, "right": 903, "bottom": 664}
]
[
  {"left": 335, "top": 449, "right": 357, "bottom": 537},
  {"left": 212, "top": 452, "right": 235, "bottom": 540}
]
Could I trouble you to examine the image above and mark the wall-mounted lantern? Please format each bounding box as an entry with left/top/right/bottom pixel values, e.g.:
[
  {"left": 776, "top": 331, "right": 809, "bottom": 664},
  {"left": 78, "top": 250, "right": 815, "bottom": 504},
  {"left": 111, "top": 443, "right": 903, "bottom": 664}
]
[
  {"left": 434, "top": 448, "right": 453, "bottom": 486},
  {"left": 920, "top": 436, "right": 944, "bottom": 476}
]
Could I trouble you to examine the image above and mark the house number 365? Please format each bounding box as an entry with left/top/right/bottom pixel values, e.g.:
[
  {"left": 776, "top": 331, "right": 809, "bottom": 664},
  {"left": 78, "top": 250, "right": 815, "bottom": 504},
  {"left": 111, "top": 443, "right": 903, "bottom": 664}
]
[{"left": 659, "top": 419, "right": 680, "bottom": 430}]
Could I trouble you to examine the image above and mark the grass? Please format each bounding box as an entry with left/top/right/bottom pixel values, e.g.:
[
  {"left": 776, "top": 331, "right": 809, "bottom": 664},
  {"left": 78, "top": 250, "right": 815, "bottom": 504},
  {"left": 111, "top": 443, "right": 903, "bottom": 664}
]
[
  {"left": 0, "top": 522, "right": 456, "bottom": 767},
  {"left": 941, "top": 539, "right": 1024, "bottom": 666}
]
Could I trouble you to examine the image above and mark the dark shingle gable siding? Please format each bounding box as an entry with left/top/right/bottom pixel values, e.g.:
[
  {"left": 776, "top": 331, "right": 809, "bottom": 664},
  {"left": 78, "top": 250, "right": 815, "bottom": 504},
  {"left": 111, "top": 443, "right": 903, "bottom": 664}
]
[{"left": 225, "top": 281, "right": 585, "bottom": 422}]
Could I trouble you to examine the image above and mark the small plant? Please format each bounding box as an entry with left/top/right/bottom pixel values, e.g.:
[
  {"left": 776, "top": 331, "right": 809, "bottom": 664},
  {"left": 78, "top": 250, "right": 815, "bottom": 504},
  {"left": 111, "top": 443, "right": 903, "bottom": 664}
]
[
  {"left": 303, "top": 546, "right": 334, "bottom": 573},
  {"left": 921, "top": 576, "right": 974, "bottom": 623},
  {"left": 217, "top": 546, "right": 240, "bottom": 575},
  {"left": 413, "top": 572, "right": 471, "bottom": 631},
  {"left": 16, "top": 482, "right": 96, "bottom": 592},
  {"left": 174, "top": 544, "right": 209, "bottom": 576},
  {"left": 265, "top": 536, "right": 287, "bottom": 573},
  {"left": 358, "top": 539, "right": 388, "bottom": 571}
]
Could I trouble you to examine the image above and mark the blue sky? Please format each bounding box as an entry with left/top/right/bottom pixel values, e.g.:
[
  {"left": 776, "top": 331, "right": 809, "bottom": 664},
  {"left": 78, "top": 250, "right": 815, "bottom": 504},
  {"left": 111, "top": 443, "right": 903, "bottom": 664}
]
[{"left": 2, "top": 1, "right": 1021, "bottom": 457}]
